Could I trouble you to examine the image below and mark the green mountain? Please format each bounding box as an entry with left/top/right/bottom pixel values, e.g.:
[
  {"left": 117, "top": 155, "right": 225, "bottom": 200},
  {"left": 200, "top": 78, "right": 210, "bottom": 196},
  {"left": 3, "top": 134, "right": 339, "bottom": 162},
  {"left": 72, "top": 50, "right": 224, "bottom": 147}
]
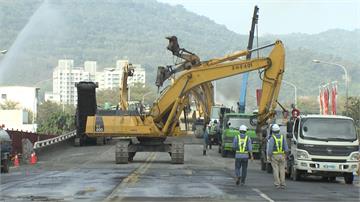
[{"left": 0, "top": 0, "right": 359, "bottom": 108}]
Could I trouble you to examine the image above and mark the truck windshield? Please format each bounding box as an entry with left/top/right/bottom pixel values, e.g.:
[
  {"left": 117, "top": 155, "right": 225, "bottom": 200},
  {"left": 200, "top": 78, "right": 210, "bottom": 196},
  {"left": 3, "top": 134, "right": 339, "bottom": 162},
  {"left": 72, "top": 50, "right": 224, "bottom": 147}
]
[
  {"left": 300, "top": 118, "right": 357, "bottom": 141},
  {"left": 227, "top": 118, "right": 254, "bottom": 130}
]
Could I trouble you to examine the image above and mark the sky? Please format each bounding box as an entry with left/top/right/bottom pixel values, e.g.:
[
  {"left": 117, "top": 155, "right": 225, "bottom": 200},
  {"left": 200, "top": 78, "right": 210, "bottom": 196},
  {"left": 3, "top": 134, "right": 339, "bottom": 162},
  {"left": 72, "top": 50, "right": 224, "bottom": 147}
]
[{"left": 157, "top": 0, "right": 360, "bottom": 35}]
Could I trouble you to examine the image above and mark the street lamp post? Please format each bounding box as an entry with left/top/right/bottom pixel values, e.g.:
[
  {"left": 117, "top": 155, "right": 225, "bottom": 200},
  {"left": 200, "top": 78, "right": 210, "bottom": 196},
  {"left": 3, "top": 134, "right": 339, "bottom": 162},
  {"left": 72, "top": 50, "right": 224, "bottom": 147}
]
[
  {"left": 282, "top": 80, "right": 297, "bottom": 107},
  {"left": 312, "top": 60, "right": 349, "bottom": 112},
  {"left": 142, "top": 92, "right": 152, "bottom": 103}
]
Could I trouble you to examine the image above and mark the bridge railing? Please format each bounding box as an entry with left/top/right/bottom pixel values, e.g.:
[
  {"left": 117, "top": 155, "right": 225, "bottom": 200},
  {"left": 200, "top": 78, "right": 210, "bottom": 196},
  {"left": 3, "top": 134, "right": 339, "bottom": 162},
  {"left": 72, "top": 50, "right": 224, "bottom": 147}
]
[{"left": 33, "top": 130, "right": 76, "bottom": 149}]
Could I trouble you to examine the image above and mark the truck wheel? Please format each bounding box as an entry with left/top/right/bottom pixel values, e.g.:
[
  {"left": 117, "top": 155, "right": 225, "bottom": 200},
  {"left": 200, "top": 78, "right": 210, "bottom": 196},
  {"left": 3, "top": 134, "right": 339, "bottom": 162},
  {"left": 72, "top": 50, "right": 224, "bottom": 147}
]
[
  {"left": 116, "top": 141, "right": 129, "bottom": 164},
  {"left": 344, "top": 173, "right": 354, "bottom": 184},
  {"left": 1, "top": 159, "right": 9, "bottom": 173},
  {"left": 128, "top": 152, "right": 136, "bottom": 162},
  {"left": 260, "top": 158, "right": 266, "bottom": 171},
  {"left": 253, "top": 153, "right": 260, "bottom": 160},
  {"left": 266, "top": 163, "right": 273, "bottom": 173},
  {"left": 74, "top": 137, "right": 81, "bottom": 146},
  {"left": 328, "top": 177, "right": 336, "bottom": 182},
  {"left": 291, "top": 166, "right": 301, "bottom": 181},
  {"left": 171, "top": 142, "right": 184, "bottom": 164},
  {"left": 96, "top": 137, "right": 104, "bottom": 145},
  {"left": 221, "top": 148, "right": 227, "bottom": 157}
]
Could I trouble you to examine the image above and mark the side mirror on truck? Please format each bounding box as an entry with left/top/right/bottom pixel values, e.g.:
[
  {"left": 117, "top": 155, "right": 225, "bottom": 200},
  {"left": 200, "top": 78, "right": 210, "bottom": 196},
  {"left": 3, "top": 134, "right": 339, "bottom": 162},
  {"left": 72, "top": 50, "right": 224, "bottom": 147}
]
[
  {"left": 262, "top": 129, "right": 267, "bottom": 138},
  {"left": 286, "top": 121, "right": 293, "bottom": 133}
]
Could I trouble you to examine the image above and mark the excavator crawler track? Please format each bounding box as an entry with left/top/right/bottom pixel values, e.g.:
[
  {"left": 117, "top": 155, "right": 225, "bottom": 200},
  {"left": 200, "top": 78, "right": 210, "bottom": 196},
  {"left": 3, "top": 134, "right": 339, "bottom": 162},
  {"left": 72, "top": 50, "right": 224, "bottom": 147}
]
[
  {"left": 171, "top": 142, "right": 184, "bottom": 164},
  {"left": 116, "top": 140, "right": 130, "bottom": 164}
]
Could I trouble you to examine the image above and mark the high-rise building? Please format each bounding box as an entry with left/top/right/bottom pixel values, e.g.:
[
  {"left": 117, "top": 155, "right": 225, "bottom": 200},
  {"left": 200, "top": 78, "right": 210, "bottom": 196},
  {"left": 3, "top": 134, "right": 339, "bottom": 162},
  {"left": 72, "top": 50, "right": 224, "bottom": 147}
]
[
  {"left": 128, "top": 66, "right": 146, "bottom": 86},
  {"left": 45, "top": 59, "right": 146, "bottom": 105},
  {"left": 46, "top": 59, "right": 91, "bottom": 105}
]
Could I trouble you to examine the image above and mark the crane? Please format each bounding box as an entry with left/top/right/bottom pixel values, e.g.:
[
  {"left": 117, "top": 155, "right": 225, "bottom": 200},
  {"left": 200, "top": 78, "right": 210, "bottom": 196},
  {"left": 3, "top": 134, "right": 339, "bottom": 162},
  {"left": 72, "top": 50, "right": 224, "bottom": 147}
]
[{"left": 238, "top": 5, "right": 259, "bottom": 113}]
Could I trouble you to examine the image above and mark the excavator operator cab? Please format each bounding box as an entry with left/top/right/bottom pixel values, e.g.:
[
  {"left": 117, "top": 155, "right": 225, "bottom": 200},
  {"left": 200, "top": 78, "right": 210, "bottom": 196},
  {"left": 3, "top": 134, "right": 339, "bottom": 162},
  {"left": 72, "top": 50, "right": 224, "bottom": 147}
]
[{"left": 128, "top": 64, "right": 135, "bottom": 76}]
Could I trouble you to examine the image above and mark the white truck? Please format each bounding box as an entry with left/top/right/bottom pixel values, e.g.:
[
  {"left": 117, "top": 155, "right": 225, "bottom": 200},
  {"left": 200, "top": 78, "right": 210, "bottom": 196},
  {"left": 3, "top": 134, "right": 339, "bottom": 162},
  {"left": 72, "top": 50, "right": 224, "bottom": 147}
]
[{"left": 287, "top": 115, "right": 359, "bottom": 184}]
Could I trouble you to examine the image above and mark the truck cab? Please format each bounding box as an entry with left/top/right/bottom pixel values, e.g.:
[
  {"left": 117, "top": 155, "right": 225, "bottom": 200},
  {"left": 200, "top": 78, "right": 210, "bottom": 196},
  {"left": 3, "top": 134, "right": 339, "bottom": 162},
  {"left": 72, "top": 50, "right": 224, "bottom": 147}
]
[
  {"left": 219, "top": 113, "right": 260, "bottom": 158},
  {"left": 207, "top": 106, "right": 231, "bottom": 147},
  {"left": 287, "top": 115, "right": 359, "bottom": 184},
  {"left": 0, "top": 127, "right": 12, "bottom": 173}
]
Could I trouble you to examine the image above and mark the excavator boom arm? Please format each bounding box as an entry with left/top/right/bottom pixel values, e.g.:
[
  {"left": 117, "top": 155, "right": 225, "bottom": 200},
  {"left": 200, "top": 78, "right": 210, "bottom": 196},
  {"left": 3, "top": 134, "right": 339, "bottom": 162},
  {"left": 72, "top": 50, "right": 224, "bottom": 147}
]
[{"left": 151, "top": 40, "right": 285, "bottom": 131}]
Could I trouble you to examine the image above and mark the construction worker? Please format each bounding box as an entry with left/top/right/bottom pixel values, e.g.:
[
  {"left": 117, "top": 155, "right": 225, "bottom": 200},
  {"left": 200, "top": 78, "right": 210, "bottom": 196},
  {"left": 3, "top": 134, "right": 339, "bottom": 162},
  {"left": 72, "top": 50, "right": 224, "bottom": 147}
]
[
  {"left": 267, "top": 124, "right": 289, "bottom": 189},
  {"left": 233, "top": 125, "right": 253, "bottom": 186},
  {"left": 203, "top": 124, "right": 210, "bottom": 156}
]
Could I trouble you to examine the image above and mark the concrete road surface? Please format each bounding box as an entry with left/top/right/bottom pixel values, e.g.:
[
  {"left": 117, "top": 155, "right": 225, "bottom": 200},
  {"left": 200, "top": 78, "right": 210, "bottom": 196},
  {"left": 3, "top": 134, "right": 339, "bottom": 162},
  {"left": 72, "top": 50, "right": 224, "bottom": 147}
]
[{"left": 1, "top": 137, "right": 359, "bottom": 202}]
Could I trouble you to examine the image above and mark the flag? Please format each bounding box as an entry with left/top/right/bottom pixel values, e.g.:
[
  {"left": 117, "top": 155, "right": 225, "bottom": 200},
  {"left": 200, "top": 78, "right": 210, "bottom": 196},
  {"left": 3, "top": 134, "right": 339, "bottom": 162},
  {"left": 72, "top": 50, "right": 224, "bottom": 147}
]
[
  {"left": 323, "top": 87, "right": 329, "bottom": 115},
  {"left": 319, "top": 88, "right": 323, "bottom": 114},
  {"left": 331, "top": 83, "right": 337, "bottom": 115}
]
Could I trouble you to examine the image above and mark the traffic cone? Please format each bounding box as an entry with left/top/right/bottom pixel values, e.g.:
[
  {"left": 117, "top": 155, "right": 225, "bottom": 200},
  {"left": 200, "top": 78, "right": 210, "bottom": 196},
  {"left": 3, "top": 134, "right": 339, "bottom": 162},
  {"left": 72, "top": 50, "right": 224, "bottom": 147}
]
[
  {"left": 29, "top": 152, "right": 37, "bottom": 165},
  {"left": 13, "top": 154, "right": 19, "bottom": 167}
]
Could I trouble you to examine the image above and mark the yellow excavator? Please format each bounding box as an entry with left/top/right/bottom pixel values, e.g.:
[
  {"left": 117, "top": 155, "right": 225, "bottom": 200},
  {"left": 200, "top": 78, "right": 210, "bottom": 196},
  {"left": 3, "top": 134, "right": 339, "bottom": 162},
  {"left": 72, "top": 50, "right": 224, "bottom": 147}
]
[
  {"left": 119, "top": 62, "right": 134, "bottom": 111},
  {"left": 75, "top": 36, "right": 285, "bottom": 164}
]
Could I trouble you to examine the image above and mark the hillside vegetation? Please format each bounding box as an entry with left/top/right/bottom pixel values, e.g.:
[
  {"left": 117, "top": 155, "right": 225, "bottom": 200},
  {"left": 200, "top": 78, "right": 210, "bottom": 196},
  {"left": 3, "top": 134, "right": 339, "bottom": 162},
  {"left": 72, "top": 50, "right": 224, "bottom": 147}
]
[{"left": 0, "top": 0, "right": 359, "bottom": 108}]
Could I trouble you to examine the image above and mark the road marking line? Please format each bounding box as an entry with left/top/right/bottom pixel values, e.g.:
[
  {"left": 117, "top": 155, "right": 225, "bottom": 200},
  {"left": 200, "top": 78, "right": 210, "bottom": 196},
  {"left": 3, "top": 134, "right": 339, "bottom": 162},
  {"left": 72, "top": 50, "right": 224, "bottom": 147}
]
[
  {"left": 252, "top": 188, "right": 275, "bottom": 202},
  {"left": 104, "top": 152, "right": 157, "bottom": 201}
]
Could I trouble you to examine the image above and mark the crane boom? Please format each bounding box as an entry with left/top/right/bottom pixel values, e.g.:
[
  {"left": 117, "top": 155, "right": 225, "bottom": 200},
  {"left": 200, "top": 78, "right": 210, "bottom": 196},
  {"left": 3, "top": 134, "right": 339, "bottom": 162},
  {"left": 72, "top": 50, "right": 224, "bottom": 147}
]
[
  {"left": 119, "top": 63, "right": 134, "bottom": 110},
  {"left": 239, "top": 5, "right": 259, "bottom": 113}
]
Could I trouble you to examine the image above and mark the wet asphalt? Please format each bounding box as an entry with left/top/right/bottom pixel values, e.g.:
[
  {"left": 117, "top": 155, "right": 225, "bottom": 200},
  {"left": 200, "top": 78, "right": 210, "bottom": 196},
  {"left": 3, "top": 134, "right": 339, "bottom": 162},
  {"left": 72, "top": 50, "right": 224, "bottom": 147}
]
[{"left": 0, "top": 136, "right": 359, "bottom": 202}]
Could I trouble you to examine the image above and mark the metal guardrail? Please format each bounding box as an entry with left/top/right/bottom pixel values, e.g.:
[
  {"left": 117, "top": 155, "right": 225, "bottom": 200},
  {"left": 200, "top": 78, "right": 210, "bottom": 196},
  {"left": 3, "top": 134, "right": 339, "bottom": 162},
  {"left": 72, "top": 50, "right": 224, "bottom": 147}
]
[{"left": 33, "top": 130, "right": 76, "bottom": 149}]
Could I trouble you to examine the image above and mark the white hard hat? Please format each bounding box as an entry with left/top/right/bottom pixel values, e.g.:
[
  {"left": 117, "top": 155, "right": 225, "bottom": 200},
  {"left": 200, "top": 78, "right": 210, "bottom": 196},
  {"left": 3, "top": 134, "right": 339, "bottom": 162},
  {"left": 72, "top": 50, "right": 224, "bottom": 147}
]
[
  {"left": 271, "top": 124, "right": 280, "bottom": 133},
  {"left": 239, "top": 125, "right": 248, "bottom": 132}
]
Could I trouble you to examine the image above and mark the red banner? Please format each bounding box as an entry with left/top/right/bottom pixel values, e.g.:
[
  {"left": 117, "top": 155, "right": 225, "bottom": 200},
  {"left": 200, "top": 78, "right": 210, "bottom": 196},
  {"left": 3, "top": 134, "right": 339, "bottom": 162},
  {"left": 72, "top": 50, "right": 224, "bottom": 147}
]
[
  {"left": 331, "top": 83, "right": 337, "bottom": 115},
  {"left": 319, "top": 88, "right": 323, "bottom": 114},
  {"left": 323, "top": 87, "right": 329, "bottom": 115}
]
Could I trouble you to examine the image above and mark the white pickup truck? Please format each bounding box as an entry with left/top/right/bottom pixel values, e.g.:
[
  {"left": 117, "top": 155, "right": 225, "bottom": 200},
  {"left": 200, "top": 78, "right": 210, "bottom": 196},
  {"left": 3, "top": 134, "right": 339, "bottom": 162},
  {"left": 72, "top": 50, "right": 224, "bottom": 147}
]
[{"left": 287, "top": 115, "right": 359, "bottom": 184}]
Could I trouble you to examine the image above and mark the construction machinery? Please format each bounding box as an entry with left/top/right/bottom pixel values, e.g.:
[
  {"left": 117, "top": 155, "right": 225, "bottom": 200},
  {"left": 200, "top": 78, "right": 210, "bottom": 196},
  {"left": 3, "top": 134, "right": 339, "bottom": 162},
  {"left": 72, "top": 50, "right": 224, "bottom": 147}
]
[
  {"left": 190, "top": 84, "right": 214, "bottom": 138},
  {"left": 156, "top": 36, "right": 215, "bottom": 138},
  {"left": 207, "top": 105, "right": 231, "bottom": 147},
  {"left": 119, "top": 62, "right": 134, "bottom": 110},
  {"left": 75, "top": 62, "right": 134, "bottom": 146},
  {"left": 219, "top": 112, "right": 260, "bottom": 158},
  {"left": 238, "top": 5, "right": 259, "bottom": 113},
  {"left": 0, "top": 127, "right": 11, "bottom": 173},
  {"left": 75, "top": 36, "right": 285, "bottom": 164}
]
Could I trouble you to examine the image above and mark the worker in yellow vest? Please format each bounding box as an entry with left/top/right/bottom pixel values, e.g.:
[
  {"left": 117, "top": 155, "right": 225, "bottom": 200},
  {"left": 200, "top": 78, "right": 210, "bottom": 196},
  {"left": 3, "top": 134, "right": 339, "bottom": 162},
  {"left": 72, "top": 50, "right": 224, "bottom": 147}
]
[
  {"left": 267, "top": 124, "right": 289, "bottom": 189},
  {"left": 232, "top": 125, "right": 254, "bottom": 186}
]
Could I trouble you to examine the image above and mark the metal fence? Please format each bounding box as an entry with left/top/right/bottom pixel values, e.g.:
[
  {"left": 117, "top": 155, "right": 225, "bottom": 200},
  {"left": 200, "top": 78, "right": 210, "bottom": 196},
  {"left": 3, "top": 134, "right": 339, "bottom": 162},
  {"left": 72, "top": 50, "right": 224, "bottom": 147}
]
[{"left": 6, "top": 130, "right": 56, "bottom": 155}]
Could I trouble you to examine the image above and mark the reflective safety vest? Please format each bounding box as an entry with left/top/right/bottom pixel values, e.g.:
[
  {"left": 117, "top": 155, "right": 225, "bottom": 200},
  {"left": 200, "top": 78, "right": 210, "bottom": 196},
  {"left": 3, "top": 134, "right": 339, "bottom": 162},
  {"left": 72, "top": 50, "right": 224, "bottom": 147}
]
[
  {"left": 272, "top": 134, "right": 285, "bottom": 154},
  {"left": 236, "top": 135, "right": 248, "bottom": 154}
]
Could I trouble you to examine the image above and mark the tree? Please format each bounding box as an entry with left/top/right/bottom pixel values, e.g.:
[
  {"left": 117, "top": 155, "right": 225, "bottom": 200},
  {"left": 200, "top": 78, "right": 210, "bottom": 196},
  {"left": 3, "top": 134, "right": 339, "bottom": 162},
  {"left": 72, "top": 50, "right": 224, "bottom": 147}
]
[
  {"left": 96, "top": 83, "right": 157, "bottom": 107},
  {"left": 24, "top": 108, "right": 34, "bottom": 124},
  {"left": 96, "top": 88, "right": 120, "bottom": 106},
  {"left": 37, "top": 101, "right": 75, "bottom": 135},
  {"left": 129, "top": 83, "right": 157, "bottom": 105},
  {"left": 343, "top": 97, "right": 360, "bottom": 128},
  {"left": 0, "top": 100, "right": 20, "bottom": 110}
]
